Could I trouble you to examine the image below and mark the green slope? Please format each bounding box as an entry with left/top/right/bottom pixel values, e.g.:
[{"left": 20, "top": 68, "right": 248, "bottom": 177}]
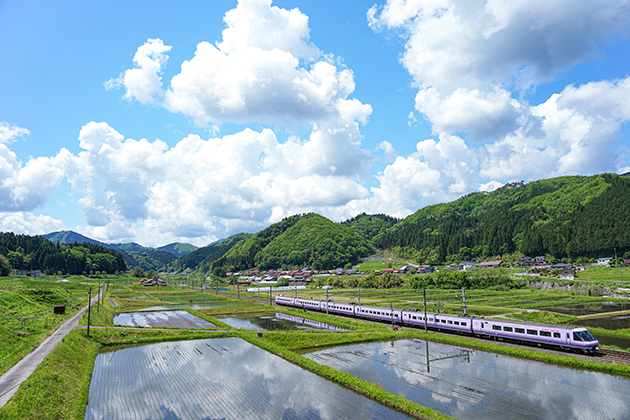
[
  {"left": 158, "top": 242, "right": 198, "bottom": 258},
  {"left": 211, "top": 213, "right": 374, "bottom": 271},
  {"left": 378, "top": 173, "right": 630, "bottom": 263},
  {"left": 169, "top": 233, "right": 251, "bottom": 273},
  {"left": 342, "top": 213, "right": 400, "bottom": 242}
]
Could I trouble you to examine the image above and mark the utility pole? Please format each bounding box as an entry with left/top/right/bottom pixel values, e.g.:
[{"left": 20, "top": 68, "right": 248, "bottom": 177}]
[
  {"left": 616, "top": 248, "right": 622, "bottom": 282},
  {"left": 357, "top": 285, "right": 361, "bottom": 305},
  {"left": 462, "top": 288, "right": 467, "bottom": 316},
  {"left": 326, "top": 288, "right": 329, "bottom": 315},
  {"left": 97, "top": 282, "right": 100, "bottom": 313},
  {"left": 423, "top": 288, "right": 427, "bottom": 333},
  {"left": 87, "top": 287, "right": 92, "bottom": 337},
  {"left": 269, "top": 286, "right": 272, "bottom": 306}
]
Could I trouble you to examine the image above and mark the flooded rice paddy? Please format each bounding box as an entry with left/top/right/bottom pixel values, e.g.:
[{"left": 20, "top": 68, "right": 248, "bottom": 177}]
[
  {"left": 84, "top": 337, "right": 414, "bottom": 420},
  {"left": 217, "top": 313, "right": 347, "bottom": 331},
  {"left": 304, "top": 339, "right": 630, "bottom": 420},
  {"left": 540, "top": 301, "right": 630, "bottom": 316},
  {"left": 577, "top": 313, "right": 630, "bottom": 330},
  {"left": 113, "top": 310, "right": 216, "bottom": 328},
  {"left": 137, "top": 300, "right": 252, "bottom": 312}
]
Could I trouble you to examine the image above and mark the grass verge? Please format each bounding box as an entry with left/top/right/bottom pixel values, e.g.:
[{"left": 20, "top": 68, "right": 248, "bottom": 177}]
[{"left": 0, "top": 330, "right": 100, "bottom": 420}]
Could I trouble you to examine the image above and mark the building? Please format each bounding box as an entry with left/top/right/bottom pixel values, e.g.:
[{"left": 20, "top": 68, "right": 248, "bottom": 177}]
[
  {"left": 559, "top": 268, "right": 575, "bottom": 280},
  {"left": 478, "top": 260, "right": 503, "bottom": 268}
]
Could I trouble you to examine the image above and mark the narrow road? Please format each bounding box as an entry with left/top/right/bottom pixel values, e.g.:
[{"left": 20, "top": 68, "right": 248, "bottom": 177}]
[{"left": 0, "top": 286, "right": 105, "bottom": 408}]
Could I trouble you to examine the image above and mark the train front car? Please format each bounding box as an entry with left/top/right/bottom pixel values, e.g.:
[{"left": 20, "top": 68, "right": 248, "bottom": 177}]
[{"left": 570, "top": 328, "right": 599, "bottom": 353}]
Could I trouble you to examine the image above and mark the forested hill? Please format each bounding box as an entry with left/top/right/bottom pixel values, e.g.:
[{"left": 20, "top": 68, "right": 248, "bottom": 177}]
[
  {"left": 210, "top": 213, "right": 374, "bottom": 272},
  {"left": 0, "top": 232, "right": 126, "bottom": 275},
  {"left": 43, "top": 231, "right": 197, "bottom": 271},
  {"left": 168, "top": 233, "right": 251, "bottom": 273},
  {"left": 377, "top": 173, "right": 630, "bottom": 264},
  {"left": 342, "top": 213, "right": 400, "bottom": 242}
]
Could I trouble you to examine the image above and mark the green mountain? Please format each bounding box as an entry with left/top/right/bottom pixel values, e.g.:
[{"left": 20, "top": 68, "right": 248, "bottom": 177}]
[
  {"left": 169, "top": 233, "right": 251, "bottom": 273},
  {"left": 211, "top": 213, "right": 374, "bottom": 272},
  {"left": 43, "top": 231, "right": 110, "bottom": 248},
  {"left": 0, "top": 232, "right": 126, "bottom": 275},
  {"left": 42, "top": 231, "right": 192, "bottom": 271},
  {"left": 158, "top": 243, "right": 198, "bottom": 258},
  {"left": 342, "top": 213, "right": 400, "bottom": 242},
  {"left": 378, "top": 173, "right": 630, "bottom": 263}
]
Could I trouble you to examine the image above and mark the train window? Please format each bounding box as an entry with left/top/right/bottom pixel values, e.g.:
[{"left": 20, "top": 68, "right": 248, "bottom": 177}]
[
  {"left": 429, "top": 318, "right": 434, "bottom": 322},
  {"left": 448, "top": 320, "right": 453, "bottom": 324},
  {"left": 461, "top": 322, "right": 466, "bottom": 326},
  {"left": 540, "top": 331, "right": 551, "bottom": 337},
  {"left": 454, "top": 321, "right": 459, "bottom": 325},
  {"left": 441, "top": 320, "right": 446, "bottom": 324},
  {"left": 527, "top": 329, "right": 538, "bottom": 335},
  {"left": 503, "top": 327, "right": 513, "bottom": 332},
  {"left": 515, "top": 328, "right": 525, "bottom": 334},
  {"left": 553, "top": 332, "right": 561, "bottom": 338},
  {"left": 574, "top": 330, "right": 596, "bottom": 342},
  {"left": 412, "top": 316, "right": 416, "bottom": 320},
  {"left": 492, "top": 325, "right": 501, "bottom": 331}
]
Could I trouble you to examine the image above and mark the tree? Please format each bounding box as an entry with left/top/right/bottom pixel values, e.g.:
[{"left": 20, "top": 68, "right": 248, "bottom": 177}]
[
  {"left": 133, "top": 266, "right": 145, "bottom": 278},
  {"left": 0, "top": 254, "right": 11, "bottom": 276},
  {"left": 146, "top": 269, "right": 157, "bottom": 280}
]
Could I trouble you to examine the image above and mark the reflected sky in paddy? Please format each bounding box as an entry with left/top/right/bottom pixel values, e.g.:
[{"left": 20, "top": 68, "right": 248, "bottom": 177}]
[
  {"left": 304, "top": 339, "right": 630, "bottom": 420},
  {"left": 85, "top": 337, "right": 414, "bottom": 420},
  {"left": 113, "top": 310, "right": 216, "bottom": 328},
  {"left": 217, "top": 313, "right": 347, "bottom": 331}
]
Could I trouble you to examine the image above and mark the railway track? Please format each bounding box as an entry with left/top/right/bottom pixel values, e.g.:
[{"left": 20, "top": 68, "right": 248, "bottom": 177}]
[{"left": 596, "top": 348, "right": 630, "bottom": 363}]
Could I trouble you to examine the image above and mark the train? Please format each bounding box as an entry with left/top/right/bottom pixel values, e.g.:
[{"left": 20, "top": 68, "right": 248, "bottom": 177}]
[{"left": 274, "top": 295, "right": 600, "bottom": 353}]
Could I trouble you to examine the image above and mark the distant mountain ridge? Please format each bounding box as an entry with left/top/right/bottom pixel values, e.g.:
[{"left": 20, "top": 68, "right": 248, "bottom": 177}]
[
  {"left": 43, "top": 231, "right": 198, "bottom": 254},
  {"left": 42, "top": 231, "right": 198, "bottom": 271}
]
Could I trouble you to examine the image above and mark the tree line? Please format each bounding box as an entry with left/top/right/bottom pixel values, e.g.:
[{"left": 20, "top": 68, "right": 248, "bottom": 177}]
[{"left": 0, "top": 232, "right": 126, "bottom": 275}]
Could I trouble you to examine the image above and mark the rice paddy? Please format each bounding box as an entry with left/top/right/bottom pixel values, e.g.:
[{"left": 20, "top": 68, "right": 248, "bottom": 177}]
[
  {"left": 304, "top": 339, "right": 630, "bottom": 420},
  {"left": 84, "top": 337, "right": 415, "bottom": 420}
]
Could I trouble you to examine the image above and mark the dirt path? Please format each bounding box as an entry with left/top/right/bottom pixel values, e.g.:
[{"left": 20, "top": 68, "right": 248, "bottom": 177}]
[{"left": 0, "top": 286, "right": 105, "bottom": 408}]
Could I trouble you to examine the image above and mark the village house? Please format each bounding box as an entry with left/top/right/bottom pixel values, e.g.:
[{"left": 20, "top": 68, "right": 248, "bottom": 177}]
[
  {"left": 458, "top": 261, "right": 475, "bottom": 271},
  {"left": 520, "top": 256, "right": 534, "bottom": 266},
  {"left": 478, "top": 260, "right": 503, "bottom": 268}
]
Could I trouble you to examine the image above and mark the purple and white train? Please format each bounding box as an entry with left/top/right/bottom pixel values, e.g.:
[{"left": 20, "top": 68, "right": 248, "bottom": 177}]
[{"left": 275, "top": 295, "right": 599, "bottom": 353}]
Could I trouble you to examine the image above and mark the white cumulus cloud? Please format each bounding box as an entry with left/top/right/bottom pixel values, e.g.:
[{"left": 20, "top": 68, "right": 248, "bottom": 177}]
[{"left": 369, "top": 0, "right": 630, "bottom": 198}]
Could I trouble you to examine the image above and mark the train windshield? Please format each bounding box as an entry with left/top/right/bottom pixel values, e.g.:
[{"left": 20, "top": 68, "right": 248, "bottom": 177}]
[{"left": 573, "top": 330, "right": 596, "bottom": 342}]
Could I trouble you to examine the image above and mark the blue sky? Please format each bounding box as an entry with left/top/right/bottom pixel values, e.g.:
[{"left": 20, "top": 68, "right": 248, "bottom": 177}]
[{"left": 1, "top": 0, "right": 630, "bottom": 247}]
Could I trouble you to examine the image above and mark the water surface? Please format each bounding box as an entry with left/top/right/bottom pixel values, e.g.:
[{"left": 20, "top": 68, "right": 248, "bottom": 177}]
[
  {"left": 577, "top": 313, "right": 630, "bottom": 330},
  {"left": 540, "top": 301, "right": 630, "bottom": 316},
  {"left": 85, "top": 337, "right": 413, "bottom": 420},
  {"left": 305, "top": 339, "right": 630, "bottom": 419},
  {"left": 218, "top": 313, "right": 347, "bottom": 331},
  {"left": 113, "top": 310, "right": 216, "bottom": 328}
]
